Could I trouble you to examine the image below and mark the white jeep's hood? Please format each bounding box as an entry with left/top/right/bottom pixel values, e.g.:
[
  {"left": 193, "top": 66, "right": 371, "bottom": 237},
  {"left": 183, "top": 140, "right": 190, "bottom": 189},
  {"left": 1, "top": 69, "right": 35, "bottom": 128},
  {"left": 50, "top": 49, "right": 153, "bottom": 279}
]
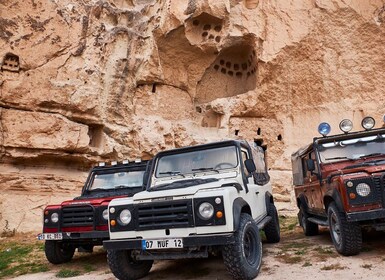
[{"left": 132, "top": 178, "right": 242, "bottom": 202}]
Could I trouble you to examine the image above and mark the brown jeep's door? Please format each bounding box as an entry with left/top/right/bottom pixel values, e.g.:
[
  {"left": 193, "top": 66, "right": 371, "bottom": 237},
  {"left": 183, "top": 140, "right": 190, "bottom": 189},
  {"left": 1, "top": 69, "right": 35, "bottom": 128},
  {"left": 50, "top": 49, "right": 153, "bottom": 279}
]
[{"left": 308, "top": 152, "right": 324, "bottom": 214}]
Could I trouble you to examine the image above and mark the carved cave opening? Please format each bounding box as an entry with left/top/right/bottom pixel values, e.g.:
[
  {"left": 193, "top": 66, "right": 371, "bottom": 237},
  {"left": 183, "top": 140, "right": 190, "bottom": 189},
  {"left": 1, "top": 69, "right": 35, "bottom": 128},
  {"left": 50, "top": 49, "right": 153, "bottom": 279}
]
[
  {"left": 186, "top": 13, "right": 223, "bottom": 45},
  {"left": 1, "top": 53, "right": 20, "bottom": 72},
  {"left": 196, "top": 41, "right": 257, "bottom": 103}
]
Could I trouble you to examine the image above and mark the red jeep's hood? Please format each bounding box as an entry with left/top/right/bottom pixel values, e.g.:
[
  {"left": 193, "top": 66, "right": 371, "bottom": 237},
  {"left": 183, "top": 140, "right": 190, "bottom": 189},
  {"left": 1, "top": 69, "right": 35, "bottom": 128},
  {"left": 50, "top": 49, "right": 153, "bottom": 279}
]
[
  {"left": 60, "top": 196, "right": 124, "bottom": 207},
  {"left": 329, "top": 163, "right": 385, "bottom": 178}
]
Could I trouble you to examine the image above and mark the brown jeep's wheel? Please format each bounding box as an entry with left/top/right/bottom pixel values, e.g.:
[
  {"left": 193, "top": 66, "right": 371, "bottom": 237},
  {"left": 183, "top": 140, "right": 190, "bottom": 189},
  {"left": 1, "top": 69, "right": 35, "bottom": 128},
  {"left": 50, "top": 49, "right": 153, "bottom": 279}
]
[
  {"left": 264, "top": 203, "right": 280, "bottom": 243},
  {"left": 107, "top": 249, "right": 153, "bottom": 280},
  {"left": 222, "top": 213, "right": 262, "bottom": 280},
  {"left": 299, "top": 205, "right": 319, "bottom": 236},
  {"left": 44, "top": 241, "right": 75, "bottom": 264},
  {"left": 327, "top": 202, "right": 362, "bottom": 256}
]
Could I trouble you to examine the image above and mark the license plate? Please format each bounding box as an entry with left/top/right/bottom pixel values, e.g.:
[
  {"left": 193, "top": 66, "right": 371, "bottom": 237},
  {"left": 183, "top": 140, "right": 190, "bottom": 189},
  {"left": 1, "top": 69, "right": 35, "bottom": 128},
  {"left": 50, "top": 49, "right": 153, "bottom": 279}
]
[
  {"left": 37, "top": 233, "right": 63, "bottom": 240},
  {"left": 142, "top": 239, "right": 183, "bottom": 250}
]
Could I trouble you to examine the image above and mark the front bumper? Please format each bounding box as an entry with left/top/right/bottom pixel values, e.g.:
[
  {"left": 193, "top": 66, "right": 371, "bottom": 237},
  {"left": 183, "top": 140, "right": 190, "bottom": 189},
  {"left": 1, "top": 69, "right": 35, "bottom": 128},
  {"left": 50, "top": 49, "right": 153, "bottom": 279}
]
[
  {"left": 39, "top": 231, "right": 109, "bottom": 241},
  {"left": 347, "top": 208, "right": 385, "bottom": 222},
  {"left": 103, "top": 233, "right": 235, "bottom": 251}
]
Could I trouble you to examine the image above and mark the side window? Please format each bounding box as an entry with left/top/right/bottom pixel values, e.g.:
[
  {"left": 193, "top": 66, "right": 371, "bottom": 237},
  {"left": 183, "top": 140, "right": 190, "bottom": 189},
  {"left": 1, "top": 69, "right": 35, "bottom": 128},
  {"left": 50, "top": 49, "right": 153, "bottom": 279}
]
[
  {"left": 301, "top": 151, "right": 318, "bottom": 179},
  {"left": 241, "top": 150, "right": 250, "bottom": 177},
  {"left": 310, "top": 151, "right": 319, "bottom": 175},
  {"left": 301, "top": 155, "right": 308, "bottom": 178}
]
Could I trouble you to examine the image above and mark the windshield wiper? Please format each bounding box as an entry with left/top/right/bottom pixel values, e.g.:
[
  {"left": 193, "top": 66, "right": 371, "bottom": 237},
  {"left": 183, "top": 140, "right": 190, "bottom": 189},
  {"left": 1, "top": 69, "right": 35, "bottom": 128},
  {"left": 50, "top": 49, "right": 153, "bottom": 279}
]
[
  {"left": 191, "top": 167, "right": 219, "bottom": 173},
  {"left": 325, "top": 156, "right": 354, "bottom": 160},
  {"left": 359, "top": 153, "right": 385, "bottom": 159},
  {"left": 159, "top": 171, "right": 185, "bottom": 177},
  {"left": 115, "top": 185, "right": 140, "bottom": 189}
]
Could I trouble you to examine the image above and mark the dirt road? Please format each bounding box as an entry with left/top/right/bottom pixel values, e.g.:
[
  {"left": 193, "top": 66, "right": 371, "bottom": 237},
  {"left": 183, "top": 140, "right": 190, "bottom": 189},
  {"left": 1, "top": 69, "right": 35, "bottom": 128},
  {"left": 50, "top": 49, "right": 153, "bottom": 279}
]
[{"left": 10, "top": 216, "right": 385, "bottom": 280}]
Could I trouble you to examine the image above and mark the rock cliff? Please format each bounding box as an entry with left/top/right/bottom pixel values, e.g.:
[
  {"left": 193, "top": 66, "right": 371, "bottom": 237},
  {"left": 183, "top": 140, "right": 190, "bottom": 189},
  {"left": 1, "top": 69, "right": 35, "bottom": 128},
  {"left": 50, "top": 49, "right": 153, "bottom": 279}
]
[{"left": 1, "top": 0, "right": 385, "bottom": 231}]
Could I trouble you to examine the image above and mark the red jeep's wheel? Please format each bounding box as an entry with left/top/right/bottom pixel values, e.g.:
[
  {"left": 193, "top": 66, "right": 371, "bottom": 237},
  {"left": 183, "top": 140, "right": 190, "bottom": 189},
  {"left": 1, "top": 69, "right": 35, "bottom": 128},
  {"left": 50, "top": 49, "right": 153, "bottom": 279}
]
[
  {"left": 298, "top": 205, "right": 319, "bottom": 236},
  {"left": 328, "top": 202, "right": 362, "bottom": 256},
  {"left": 44, "top": 241, "right": 75, "bottom": 264}
]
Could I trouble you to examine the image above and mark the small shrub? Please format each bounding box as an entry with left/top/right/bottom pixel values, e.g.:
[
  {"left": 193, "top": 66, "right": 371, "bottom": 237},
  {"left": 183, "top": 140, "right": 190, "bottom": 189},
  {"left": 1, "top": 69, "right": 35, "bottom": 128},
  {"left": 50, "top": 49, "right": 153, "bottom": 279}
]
[{"left": 56, "top": 269, "right": 82, "bottom": 278}]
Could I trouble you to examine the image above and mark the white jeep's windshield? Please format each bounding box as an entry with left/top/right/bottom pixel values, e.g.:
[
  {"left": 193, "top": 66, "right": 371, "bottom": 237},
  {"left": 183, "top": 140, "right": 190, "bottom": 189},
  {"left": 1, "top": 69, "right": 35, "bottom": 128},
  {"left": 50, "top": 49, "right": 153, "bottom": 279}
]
[
  {"left": 89, "top": 170, "right": 145, "bottom": 191},
  {"left": 155, "top": 146, "right": 238, "bottom": 178},
  {"left": 318, "top": 134, "right": 385, "bottom": 163}
]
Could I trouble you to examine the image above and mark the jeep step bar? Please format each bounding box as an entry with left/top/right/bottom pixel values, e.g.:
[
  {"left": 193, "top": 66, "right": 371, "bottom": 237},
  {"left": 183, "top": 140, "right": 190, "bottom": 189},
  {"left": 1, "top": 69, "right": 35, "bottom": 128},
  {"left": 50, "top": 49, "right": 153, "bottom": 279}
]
[
  {"left": 257, "top": 215, "right": 272, "bottom": 230},
  {"left": 307, "top": 217, "right": 328, "bottom": 226}
]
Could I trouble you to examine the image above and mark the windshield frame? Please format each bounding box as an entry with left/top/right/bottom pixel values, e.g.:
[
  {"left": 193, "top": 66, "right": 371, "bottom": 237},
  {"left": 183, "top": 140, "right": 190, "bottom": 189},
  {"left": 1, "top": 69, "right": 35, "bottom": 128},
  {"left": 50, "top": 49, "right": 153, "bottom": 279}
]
[
  {"left": 81, "top": 163, "right": 148, "bottom": 195},
  {"left": 314, "top": 128, "right": 385, "bottom": 165},
  {"left": 147, "top": 141, "right": 249, "bottom": 191}
]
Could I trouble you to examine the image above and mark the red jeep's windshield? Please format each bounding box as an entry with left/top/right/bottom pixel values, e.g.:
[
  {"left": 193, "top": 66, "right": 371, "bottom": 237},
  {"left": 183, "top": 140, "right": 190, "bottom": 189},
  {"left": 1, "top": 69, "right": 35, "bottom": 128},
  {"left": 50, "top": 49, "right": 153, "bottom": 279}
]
[
  {"left": 88, "top": 171, "right": 145, "bottom": 191},
  {"left": 318, "top": 134, "right": 385, "bottom": 164}
]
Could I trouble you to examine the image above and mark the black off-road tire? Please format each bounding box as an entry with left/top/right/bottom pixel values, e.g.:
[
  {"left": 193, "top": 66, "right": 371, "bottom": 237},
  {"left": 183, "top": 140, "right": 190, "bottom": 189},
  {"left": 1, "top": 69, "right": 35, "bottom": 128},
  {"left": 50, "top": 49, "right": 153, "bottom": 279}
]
[
  {"left": 107, "top": 249, "right": 153, "bottom": 280},
  {"left": 264, "top": 203, "right": 280, "bottom": 243},
  {"left": 44, "top": 241, "right": 75, "bottom": 264},
  {"left": 299, "top": 205, "right": 319, "bottom": 236},
  {"left": 327, "top": 202, "right": 362, "bottom": 256},
  {"left": 222, "top": 213, "right": 262, "bottom": 280}
]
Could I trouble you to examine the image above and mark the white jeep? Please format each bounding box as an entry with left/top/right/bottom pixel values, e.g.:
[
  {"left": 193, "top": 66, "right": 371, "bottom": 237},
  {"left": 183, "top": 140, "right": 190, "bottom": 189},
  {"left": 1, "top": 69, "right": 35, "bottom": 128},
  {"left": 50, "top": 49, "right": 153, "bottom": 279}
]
[{"left": 103, "top": 140, "right": 280, "bottom": 280}]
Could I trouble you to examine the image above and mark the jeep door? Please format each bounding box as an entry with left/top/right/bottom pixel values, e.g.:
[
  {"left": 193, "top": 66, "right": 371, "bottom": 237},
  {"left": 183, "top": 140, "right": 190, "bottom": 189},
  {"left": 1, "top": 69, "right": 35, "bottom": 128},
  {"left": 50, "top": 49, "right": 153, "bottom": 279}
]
[
  {"left": 303, "top": 152, "right": 324, "bottom": 214},
  {"left": 241, "top": 148, "right": 268, "bottom": 221}
]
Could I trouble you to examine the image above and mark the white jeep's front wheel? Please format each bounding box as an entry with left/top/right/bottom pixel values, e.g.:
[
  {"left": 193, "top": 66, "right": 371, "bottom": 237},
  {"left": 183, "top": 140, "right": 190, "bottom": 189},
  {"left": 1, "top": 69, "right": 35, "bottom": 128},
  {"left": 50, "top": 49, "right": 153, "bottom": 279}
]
[
  {"left": 222, "top": 213, "right": 262, "bottom": 280},
  {"left": 107, "top": 249, "right": 153, "bottom": 280}
]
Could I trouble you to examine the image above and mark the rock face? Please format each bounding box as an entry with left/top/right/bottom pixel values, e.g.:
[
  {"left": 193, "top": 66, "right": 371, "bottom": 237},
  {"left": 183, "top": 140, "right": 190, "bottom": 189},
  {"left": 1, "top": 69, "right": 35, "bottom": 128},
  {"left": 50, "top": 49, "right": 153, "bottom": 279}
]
[{"left": 1, "top": 0, "right": 385, "bottom": 232}]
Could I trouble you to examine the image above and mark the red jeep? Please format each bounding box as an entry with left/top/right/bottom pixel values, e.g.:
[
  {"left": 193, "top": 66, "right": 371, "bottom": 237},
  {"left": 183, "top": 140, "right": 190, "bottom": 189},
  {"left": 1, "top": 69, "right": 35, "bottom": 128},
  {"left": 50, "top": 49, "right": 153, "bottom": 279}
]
[
  {"left": 38, "top": 160, "right": 149, "bottom": 264},
  {"left": 292, "top": 117, "right": 385, "bottom": 255}
]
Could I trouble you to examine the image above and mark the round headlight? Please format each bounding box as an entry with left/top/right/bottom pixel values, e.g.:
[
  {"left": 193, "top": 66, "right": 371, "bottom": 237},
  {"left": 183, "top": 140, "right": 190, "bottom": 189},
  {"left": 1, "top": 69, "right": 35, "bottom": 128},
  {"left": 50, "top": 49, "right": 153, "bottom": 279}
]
[
  {"left": 346, "top": 181, "right": 353, "bottom": 187},
  {"left": 215, "top": 197, "right": 222, "bottom": 204},
  {"left": 119, "top": 209, "right": 132, "bottom": 225},
  {"left": 318, "top": 122, "right": 331, "bottom": 136},
  {"left": 339, "top": 119, "right": 353, "bottom": 133},
  {"left": 110, "top": 207, "right": 115, "bottom": 214},
  {"left": 198, "top": 202, "right": 214, "bottom": 220},
  {"left": 102, "top": 209, "right": 109, "bottom": 220},
  {"left": 51, "top": 212, "right": 59, "bottom": 223},
  {"left": 362, "top": 117, "right": 375, "bottom": 130},
  {"left": 356, "top": 183, "right": 371, "bottom": 197}
]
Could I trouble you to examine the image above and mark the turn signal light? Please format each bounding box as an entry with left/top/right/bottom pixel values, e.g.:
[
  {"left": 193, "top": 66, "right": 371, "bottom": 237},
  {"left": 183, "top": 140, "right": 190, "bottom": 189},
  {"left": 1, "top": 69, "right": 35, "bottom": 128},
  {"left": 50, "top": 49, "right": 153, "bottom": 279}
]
[
  {"left": 216, "top": 211, "right": 223, "bottom": 219},
  {"left": 44, "top": 210, "right": 49, "bottom": 216},
  {"left": 110, "top": 219, "right": 116, "bottom": 226},
  {"left": 349, "top": 193, "right": 356, "bottom": 199}
]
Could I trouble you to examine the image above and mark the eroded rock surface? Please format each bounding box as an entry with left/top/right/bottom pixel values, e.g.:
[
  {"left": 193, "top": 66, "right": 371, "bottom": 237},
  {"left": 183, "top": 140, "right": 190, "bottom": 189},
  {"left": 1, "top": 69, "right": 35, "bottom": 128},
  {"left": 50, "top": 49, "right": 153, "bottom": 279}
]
[{"left": 1, "top": 0, "right": 385, "bottom": 231}]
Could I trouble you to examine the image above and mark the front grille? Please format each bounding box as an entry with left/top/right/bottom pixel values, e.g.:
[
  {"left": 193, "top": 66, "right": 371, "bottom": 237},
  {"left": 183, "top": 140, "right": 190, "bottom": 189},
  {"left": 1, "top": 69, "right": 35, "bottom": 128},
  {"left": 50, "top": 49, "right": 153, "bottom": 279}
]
[
  {"left": 136, "top": 199, "right": 194, "bottom": 230},
  {"left": 347, "top": 177, "right": 381, "bottom": 205},
  {"left": 374, "top": 174, "right": 385, "bottom": 205},
  {"left": 62, "top": 205, "right": 94, "bottom": 227}
]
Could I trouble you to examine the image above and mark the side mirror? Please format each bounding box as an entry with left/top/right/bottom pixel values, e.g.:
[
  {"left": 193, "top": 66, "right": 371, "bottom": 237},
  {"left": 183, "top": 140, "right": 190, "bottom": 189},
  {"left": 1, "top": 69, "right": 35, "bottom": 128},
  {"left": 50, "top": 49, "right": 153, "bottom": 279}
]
[
  {"left": 306, "top": 159, "right": 315, "bottom": 172},
  {"left": 244, "top": 159, "right": 256, "bottom": 173}
]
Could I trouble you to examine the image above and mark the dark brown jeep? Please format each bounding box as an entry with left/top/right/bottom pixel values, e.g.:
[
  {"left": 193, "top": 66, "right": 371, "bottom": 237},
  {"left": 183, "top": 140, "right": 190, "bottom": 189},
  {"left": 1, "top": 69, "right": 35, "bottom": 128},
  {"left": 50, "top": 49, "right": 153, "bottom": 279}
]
[{"left": 292, "top": 116, "right": 385, "bottom": 256}]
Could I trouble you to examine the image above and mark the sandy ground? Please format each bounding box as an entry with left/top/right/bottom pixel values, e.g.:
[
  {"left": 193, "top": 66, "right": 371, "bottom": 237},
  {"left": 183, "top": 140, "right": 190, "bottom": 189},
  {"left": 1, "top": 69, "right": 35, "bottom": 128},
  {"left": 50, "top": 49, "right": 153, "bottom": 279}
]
[{"left": 11, "top": 223, "right": 385, "bottom": 280}]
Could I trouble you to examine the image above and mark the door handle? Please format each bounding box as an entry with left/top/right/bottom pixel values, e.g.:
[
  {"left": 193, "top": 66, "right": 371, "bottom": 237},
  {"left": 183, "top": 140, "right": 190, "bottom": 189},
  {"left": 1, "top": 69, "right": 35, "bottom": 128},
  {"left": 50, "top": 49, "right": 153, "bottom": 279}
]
[{"left": 255, "top": 191, "right": 259, "bottom": 195}]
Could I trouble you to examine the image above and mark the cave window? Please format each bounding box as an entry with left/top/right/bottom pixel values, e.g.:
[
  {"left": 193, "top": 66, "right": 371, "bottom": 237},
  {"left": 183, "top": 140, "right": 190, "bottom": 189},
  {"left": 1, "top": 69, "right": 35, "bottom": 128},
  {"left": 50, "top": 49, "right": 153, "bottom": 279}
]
[
  {"left": 88, "top": 125, "right": 104, "bottom": 148},
  {"left": 235, "top": 129, "right": 239, "bottom": 136},
  {"left": 1, "top": 53, "right": 20, "bottom": 72},
  {"left": 277, "top": 134, "right": 282, "bottom": 141},
  {"left": 257, "top": 127, "right": 261, "bottom": 135},
  {"left": 152, "top": 83, "right": 157, "bottom": 93}
]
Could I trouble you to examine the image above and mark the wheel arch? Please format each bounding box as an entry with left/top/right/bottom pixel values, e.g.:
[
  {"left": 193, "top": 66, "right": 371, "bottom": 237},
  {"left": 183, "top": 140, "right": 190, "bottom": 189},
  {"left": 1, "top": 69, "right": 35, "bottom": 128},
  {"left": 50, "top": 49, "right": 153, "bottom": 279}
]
[
  {"left": 296, "top": 194, "right": 309, "bottom": 211},
  {"left": 232, "top": 197, "right": 251, "bottom": 230},
  {"left": 324, "top": 189, "right": 344, "bottom": 212}
]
